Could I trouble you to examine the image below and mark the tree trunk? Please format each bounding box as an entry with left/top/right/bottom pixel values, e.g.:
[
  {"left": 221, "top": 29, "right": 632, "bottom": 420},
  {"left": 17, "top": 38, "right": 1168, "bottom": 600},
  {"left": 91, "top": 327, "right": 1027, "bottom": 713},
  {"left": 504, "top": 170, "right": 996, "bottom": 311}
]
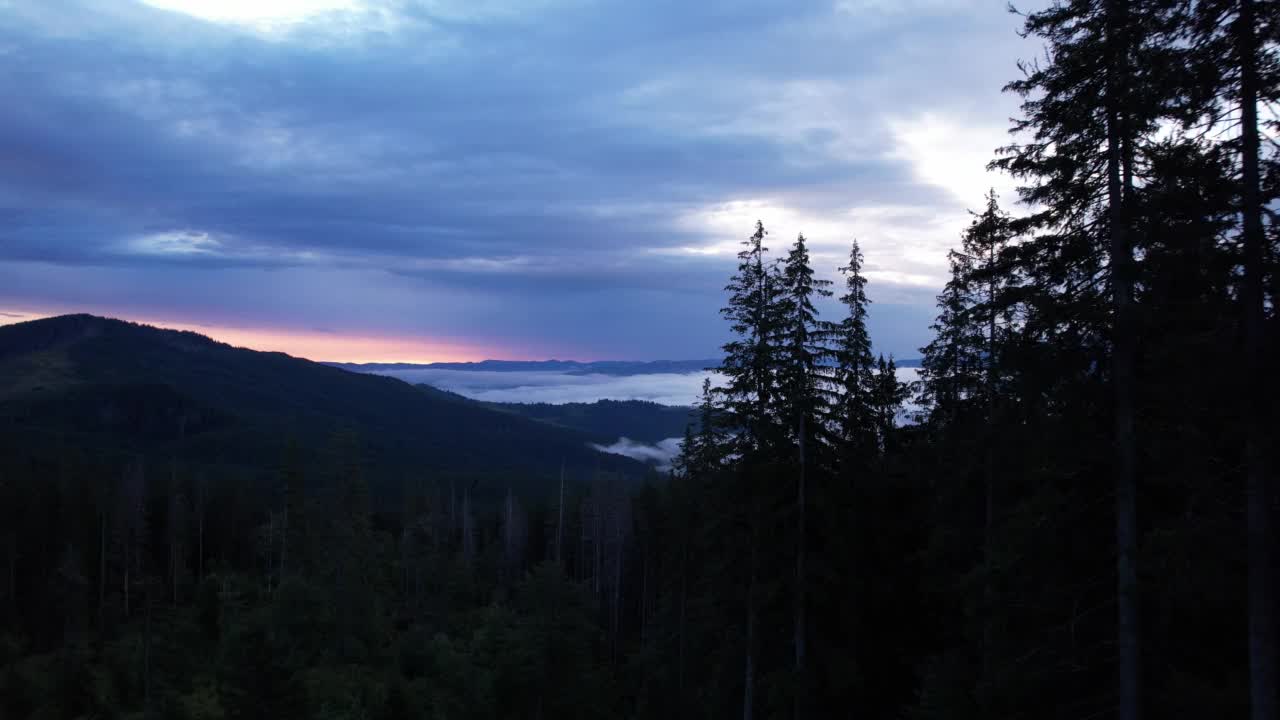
[
  {"left": 281, "top": 501, "right": 289, "bottom": 581},
  {"left": 449, "top": 478, "right": 457, "bottom": 536},
  {"left": 144, "top": 583, "right": 152, "bottom": 720},
  {"left": 678, "top": 531, "right": 688, "bottom": 712},
  {"left": 124, "top": 542, "right": 130, "bottom": 619},
  {"left": 613, "top": 516, "right": 623, "bottom": 664},
  {"left": 1240, "top": 2, "right": 1277, "bottom": 718},
  {"left": 8, "top": 533, "right": 16, "bottom": 615},
  {"left": 794, "top": 413, "right": 806, "bottom": 720},
  {"left": 982, "top": 223, "right": 998, "bottom": 699},
  {"left": 557, "top": 460, "right": 565, "bottom": 568},
  {"left": 99, "top": 510, "right": 107, "bottom": 634},
  {"left": 505, "top": 487, "right": 514, "bottom": 578},
  {"left": 743, "top": 522, "right": 758, "bottom": 720},
  {"left": 639, "top": 546, "right": 648, "bottom": 647},
  {"left": 197, "top": 476, "right": 205, "bottom": 581},
  {"left": 1106, "top": 2, "right": 1141, "bottom": 719},
  {"left": 172, "top": 543, "right": 179, "bottom": 605}
]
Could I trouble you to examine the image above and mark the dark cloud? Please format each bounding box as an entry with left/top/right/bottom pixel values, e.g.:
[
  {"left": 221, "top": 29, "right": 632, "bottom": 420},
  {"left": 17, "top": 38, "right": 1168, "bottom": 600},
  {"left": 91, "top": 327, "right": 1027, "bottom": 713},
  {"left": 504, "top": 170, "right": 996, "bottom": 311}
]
[{"left": 0, "top": 0, "right": 1031, "bottom": 359}]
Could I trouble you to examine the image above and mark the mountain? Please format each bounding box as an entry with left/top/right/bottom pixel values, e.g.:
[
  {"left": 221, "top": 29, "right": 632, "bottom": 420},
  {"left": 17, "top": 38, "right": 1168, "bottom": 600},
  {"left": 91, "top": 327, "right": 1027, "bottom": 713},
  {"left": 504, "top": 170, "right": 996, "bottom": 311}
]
[
  {"left": 330, "top": 358, "right": 720, "bottom": 376},
  {"left": 481, "top": 398, "right": 696, "bottom": 444},
  {"left": 0, "top": 315, "right": 651, "bottom": 499},
  {"left": 335, "top": 356, "right": 920, "bottom": 375}
]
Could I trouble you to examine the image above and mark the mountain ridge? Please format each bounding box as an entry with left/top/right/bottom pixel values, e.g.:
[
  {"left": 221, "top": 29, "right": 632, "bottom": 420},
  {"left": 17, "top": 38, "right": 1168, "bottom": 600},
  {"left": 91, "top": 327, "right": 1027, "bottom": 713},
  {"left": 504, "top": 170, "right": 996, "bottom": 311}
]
[
  {"left": 329, "top": 358, "right": 722, "bottom": 376},
  {"left": 0, "top": 314, "right": 653, "bottom": 497}
]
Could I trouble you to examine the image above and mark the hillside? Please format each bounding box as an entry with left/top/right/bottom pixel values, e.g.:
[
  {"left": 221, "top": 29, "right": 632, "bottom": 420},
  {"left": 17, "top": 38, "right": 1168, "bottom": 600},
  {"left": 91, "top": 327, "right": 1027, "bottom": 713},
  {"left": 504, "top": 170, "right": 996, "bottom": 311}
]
[
  {"left": 0, "top": 314, "right": 651, "bottom": 497},
  {"left": 481, "top": 398, "right": 696, "bottom": 444}
]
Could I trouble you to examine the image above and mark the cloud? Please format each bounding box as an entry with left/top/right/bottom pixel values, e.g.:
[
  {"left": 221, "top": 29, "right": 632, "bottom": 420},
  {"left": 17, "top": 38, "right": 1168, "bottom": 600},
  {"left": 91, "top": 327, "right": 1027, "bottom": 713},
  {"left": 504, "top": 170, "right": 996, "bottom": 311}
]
[
  {"left": 592, "top": 436, "right": 684, "bottom": 471},
  {"left": 0, "top": 0, "right": 1033, "bottom": 359},
  {"left": 138, "top": 0, "right": 364, "bottom": 28},
  {"left": 370, "top": 368, "right": 719, "bottom": 405}
]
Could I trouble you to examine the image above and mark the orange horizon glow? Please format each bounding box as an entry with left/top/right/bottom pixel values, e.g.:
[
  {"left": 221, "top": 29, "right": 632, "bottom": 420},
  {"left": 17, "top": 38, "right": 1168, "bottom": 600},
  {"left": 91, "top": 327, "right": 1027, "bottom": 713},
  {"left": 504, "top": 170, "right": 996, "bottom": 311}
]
[{"left": 0, "top": 307, "right": 512, "bottom": 364}]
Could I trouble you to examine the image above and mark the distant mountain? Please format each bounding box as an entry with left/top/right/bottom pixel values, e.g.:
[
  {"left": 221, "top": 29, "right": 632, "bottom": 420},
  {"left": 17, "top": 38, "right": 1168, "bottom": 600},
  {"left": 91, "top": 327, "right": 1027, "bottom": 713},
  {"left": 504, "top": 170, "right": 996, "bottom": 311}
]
[
  {"left": 330, "top": 358, "right": 720, "bottom": 376},
  {"left": 0, "top": 315, "right": 651, "bottom": 500},
  {"left": 335, "top": 356, "right": 920, "bottom": 374},
  {"left": 480, "top": 398, "right": 696, "bottom": 444}
]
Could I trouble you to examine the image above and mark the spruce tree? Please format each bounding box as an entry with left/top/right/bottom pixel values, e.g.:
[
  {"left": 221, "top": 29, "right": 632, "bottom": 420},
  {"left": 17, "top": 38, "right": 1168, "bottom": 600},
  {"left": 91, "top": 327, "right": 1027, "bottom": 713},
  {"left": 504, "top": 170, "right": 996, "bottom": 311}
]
[
  {"left": 778, "top": 233, "right": 834, "bottom": 717},
  {"left": 994, "top": 3, "right": 1185, "bottom": 716},
  {"left": 1185, "top": 2, "right": 1280, "bottom": 716},
  {"left": 834, "top": 240, "right": 878, "bottom": 463},
  {"left": 871, "top": 355, "right": 907, "bottom": 455},
  {"left": 719, "top": 220, "right": 785, "bottom": 457}
]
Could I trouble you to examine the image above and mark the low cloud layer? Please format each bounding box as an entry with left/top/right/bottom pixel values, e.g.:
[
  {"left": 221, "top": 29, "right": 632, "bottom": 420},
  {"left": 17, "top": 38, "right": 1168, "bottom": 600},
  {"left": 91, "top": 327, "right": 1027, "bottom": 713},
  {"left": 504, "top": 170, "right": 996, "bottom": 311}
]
[
  {"left": 591, "top": 437, "right": 685, "bottom": 471},
  {"left": 375, "top": 368, "right": 718, "bottom": 406},
  {"left": 365, "top": 365, "right": 918, "bottom": 407}
]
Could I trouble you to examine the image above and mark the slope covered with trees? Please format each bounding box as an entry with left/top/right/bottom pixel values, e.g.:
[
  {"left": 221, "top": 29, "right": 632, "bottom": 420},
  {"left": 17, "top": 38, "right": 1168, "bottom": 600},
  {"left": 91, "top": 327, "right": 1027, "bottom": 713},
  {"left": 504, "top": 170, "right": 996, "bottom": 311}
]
[
  {"left": 0, "top": 314, "right": 649, "bottom": 492},
  {"left": 480, "top": 399, "right": 697, "bottom": 445}
]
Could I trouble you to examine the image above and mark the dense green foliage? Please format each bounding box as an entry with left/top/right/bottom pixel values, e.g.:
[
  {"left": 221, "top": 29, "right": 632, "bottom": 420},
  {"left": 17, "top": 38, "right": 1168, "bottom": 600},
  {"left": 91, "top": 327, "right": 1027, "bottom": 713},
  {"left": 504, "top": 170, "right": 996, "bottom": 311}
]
[{"left": 1, "top": 1, "right": 1278, "bottom": 718}]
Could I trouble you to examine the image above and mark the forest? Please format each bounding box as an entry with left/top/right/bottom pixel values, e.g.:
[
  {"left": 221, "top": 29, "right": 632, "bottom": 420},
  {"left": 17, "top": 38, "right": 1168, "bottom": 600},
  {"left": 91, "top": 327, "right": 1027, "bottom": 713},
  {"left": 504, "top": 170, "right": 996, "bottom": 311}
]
[{"left": 1, "top": 0, "right": 1278, "bottom": 718}]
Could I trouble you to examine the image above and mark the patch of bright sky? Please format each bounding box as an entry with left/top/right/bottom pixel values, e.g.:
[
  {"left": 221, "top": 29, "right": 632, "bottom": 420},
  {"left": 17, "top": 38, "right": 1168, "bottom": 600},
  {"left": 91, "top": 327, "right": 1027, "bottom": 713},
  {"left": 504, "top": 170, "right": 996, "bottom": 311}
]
[
  {"left": 887, "top": 112, "right": 1019, "bottom": 205},
  {"left": 668, "top": 193, "right": 961, "bottom": 304},
  {"left": 138, "top": 0, "right": 362, "bottom": 27}
]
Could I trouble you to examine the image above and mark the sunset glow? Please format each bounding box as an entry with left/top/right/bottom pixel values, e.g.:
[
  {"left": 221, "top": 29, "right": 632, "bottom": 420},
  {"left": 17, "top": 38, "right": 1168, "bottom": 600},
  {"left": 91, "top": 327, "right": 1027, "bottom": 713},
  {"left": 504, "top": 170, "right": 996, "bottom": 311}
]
[{"left": 0, "top": 308, "right": 505, "bottom": 364}]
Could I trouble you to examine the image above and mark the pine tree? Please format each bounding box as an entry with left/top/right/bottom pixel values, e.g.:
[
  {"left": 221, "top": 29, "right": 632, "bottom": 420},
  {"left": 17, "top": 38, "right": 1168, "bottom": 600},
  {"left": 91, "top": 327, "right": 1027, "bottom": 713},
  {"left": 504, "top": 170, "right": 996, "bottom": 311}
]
[
  {"left": 993, "top": 3, "right": 1187, "bottom": 716},
  {"left": 918, "top": 245, "right": 982, "bottom": 423},
  {"left": 871, "top": 355, "right": 908, "bottom": 454},
  {"left": 719, "top": 220, "right": 786, "bottom": 457},
  {"left": 834, "top": 240, "right": 878, "bottom": 463},
  {"left": 778, "top": 233, "right": 834, "bottom": 717},
  {"left": 1185, "top": 2, "right": 1280, "bottom": 716}
]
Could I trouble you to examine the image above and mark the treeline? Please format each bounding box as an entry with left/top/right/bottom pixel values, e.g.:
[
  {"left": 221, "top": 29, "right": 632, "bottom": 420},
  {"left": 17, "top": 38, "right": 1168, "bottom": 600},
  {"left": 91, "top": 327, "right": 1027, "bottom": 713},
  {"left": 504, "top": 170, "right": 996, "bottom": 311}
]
[
  {"left": 646, "top": 0, "right": 1277, "bottom": 718},
  {"left": 1, "top": 0, "right": 1277, "bottom": 718}
]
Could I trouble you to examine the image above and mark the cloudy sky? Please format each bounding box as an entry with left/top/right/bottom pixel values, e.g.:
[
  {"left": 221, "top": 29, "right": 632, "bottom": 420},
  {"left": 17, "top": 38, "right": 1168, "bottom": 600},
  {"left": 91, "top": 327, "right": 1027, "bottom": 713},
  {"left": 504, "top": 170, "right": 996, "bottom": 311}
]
[{"left": 0, "top": 0, "right": 1032, "bottom": 362}]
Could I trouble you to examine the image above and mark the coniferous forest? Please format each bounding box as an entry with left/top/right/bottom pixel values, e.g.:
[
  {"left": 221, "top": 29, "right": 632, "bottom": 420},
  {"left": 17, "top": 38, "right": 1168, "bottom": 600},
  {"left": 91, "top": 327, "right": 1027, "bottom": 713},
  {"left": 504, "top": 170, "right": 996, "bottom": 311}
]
[{"left": 1, "top": 1, "right": 1278, "bottom": 718}]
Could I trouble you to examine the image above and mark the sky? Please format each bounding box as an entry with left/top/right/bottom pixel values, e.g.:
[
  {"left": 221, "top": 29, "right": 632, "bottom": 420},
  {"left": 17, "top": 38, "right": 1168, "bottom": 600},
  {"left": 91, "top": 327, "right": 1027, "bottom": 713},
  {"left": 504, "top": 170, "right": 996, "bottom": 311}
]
[{"left": 0, "top": 0, "right": 1033, "bottom": 362}]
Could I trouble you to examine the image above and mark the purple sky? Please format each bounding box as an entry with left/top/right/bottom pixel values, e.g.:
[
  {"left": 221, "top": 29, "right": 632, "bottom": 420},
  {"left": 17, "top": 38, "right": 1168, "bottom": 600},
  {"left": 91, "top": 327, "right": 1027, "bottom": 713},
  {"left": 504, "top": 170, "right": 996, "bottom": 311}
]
[{"left": 0, "top": 0, "right": 1031, "bottom": 362}]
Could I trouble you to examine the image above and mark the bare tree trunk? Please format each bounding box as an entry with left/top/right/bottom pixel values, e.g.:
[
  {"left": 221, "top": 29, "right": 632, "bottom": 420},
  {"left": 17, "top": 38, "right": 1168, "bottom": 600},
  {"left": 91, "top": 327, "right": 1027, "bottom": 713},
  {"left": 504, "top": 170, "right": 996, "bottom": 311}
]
[
  {"left": 171, "top": 461, "right": 178, "bottom": 605},
  {"left": 462, "top": 484, "right": 475, "bottom": 564},
  {"left": 99, "top": 510, "right": 107, "bottom": 634},
  {"left": 144, "top": 582, "right": 152, "bottom": 720},
  {"left": 266, "top": 513, "right": 275, "bottom": 593},
  {"left": 678, "top": 540, "right": 688, "bottom": 710},
  {"left": 1106, "top": 3, "right": 1140, "bottom": 718},
  {"left": 172, "top": 543, "right": 179, "bottom": 604},
  {"left": 7, "top": 534, "right": 14, "bottom": 613},
  {"left": 124, "top": 541, "right": 130, "bottom": 619},
  {"left": 982, "top": 223, "right": 998, "bottom": 697},
  {"left": 557, "top": 460, "right": 565, "bottom": 568},
  {"left": 595, "top": 494, "right": 603, "bottom": 596},
  {"left": 1240, "top": 2, "right": 1277, "bottom": 718},
  {"left": 613, "top": 516, "right": 623, "bottom": 664},
  {"left": 743, "top": 531, "right": 757, "bottom": 720},
  {"left": 196, "top": 475, "right": 205, "bottom": 581},
  {"left": 505, "top": 486, "right": 515, "bottom": 581},
  {"left": 794, "top": 413, "right": 806, "bottom": 720},
  {"left": 281, "top": 500, "right": 289, "bottom": 581}
]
